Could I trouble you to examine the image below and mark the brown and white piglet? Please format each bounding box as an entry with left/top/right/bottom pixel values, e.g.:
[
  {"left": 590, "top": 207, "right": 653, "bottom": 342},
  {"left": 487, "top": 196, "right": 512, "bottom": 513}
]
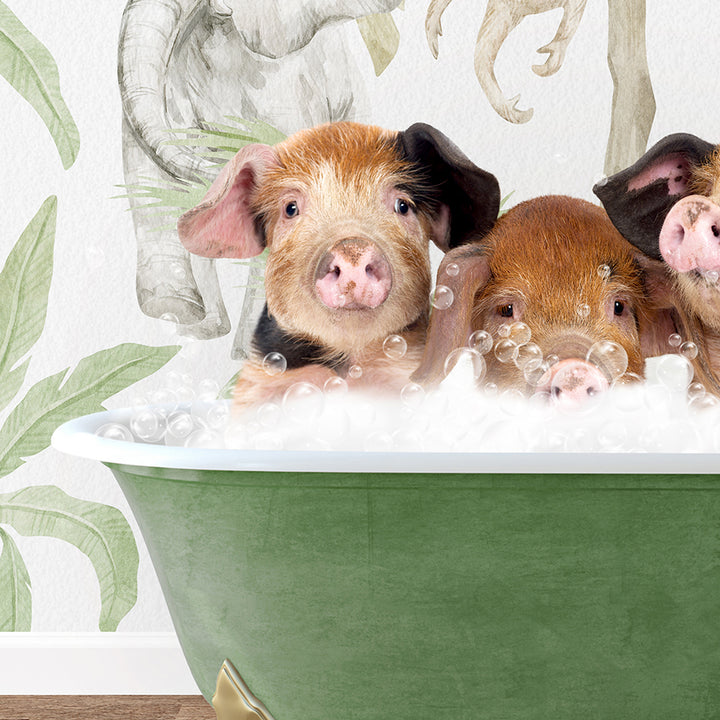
[
  {"left": 177, "top": 121, "right": 500, "bottom": 409},
  {"left": 594, "top": 134, "right": 720, "bottom": 392},
  {"left": 413, "top": 195, "right": 683, "bottom": 407}
]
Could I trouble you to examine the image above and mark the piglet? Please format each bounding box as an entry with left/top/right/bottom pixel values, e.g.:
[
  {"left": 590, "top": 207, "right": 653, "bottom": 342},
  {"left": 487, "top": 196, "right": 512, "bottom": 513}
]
[
  {"left": 593, "top": 134, "right": 720, "bottom": 392},
  {"left": 178, "top": 121, "right": 500, "bottom": 409},
  {"left": 413, "top": 195, "right": 685, "bottom": 406}
]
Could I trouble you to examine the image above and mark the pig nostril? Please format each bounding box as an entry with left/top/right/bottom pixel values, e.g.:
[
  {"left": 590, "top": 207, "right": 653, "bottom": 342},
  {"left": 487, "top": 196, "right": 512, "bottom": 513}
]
[
  {"left": 552, "top": 386, "right": 562, "bottom": 399},
  {"left": 332, "top": 266, "right": 341, "bottom": 278},
  {"left": 587, "top": 387, "right": 597, "bottom": 397},
  {"left": 713, "top": 225, "right": 720, "bottom": 238}
]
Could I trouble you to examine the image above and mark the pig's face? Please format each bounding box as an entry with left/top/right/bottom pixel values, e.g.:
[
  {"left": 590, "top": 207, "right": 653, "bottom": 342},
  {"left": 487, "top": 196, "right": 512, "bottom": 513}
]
[
  {"left": 594, "top": 134, "right": 720, "bottom": 332},
  {"left": 178, "top": 121, "right": 500, "bottom": 368},
  {"left": 252, "top": 125, "right": 439, "bottom": 354},
  {"left": 472, "top": 198, "right": 646, "bottom": 394},
  {"left": 413, "top": 196, "right": 675, "bottom": 404}
]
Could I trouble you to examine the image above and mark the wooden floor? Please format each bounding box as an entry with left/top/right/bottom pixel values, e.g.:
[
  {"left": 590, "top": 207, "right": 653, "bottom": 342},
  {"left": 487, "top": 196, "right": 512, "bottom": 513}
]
[{"left": 0, "top": 696, "right": 215, "bottom": 720}]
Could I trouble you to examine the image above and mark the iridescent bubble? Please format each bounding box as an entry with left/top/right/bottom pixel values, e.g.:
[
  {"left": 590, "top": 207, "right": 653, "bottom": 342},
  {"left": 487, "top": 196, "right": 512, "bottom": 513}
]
[
  {"left": 184, "top": 428, "right": 221, "bottom": 449},
  {"left": 166, "top": 411, "right": 194, "bottom": 439},
  {"left": 382, "top": 334, "right": 408, "bottom": 360},
  {"left": 597, "top": 264, "right": 612, "bottom": 279},
  {"left": 576, "top": 303, "right": 591, "bottom": 318},
  {"left": 445, "top": 262, "right": 460, "bottom": 277},
  {"left": 96, "top": 422, "right": 134, "bottom": 442},
  {"left": 348, "top": 364, "right": 363, "bottom": 379},
  {"left": 654, "top": 354, "right": 694, "bottom": 392},
  {"left": 545, "top": 354, "right": 560, "bottom": 368},
  {"left": 431, "top": 285, "right": 454, "bottom": 310},
  {"left": 468, "top": 329, "right": 492, "bottom": 355},
  {"left": 668, "top": 333, "right": 682, "bottom": 348},
  {"left": 497, "top": 323, "right": 511, "bottom": 338},
  {"left": 198, "top": 378, "right": 220, "bottom": 402},
  {"left": 130, "top": 409, "right": 160, "bottom": 441},
  {"left": 282, "top": 382, "right": 324, "bottom": 423},
  {"left": 400, "top": 382, "right": 425, "bottom": 408},
  {"left": 514, "top": 342, "right": 543, "bottom": 371},
  {"left": 262, "top": 352, "right": 287, "bottom": 376},
  {"left": 524, "top": 360, "right": 551, "bottom": 387},
  {"left": 689, "top": 393, "right": 720, "bottom": 411},
  {"left": 680, "top": 341, "right": 698, "bottom": 360},
  {"left": 494, "top": 338, "right": 518, "bottom": 364},
  {"left": 324, "top": 376, "right": 349, "bottom": 395},
  {"left": 508, "top": 322, "right": 531, "bottom": 345},
  {"left": 586, "top": 340, "right": 628, "bottom": 380},
  {"left": 443, "top": 347, "right": 486, "bottom": 381},
  {"left": 257, "top": 402, "right": 282, "bottom": 428}
]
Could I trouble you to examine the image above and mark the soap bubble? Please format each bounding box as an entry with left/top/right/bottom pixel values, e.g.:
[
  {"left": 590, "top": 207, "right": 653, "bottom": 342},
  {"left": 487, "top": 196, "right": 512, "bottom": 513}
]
[
  {"left": 282, "top": 382, "right": 324, "bottom": 423},
  {"left": 392, "top": 428, "right": 423, "bottom": 451},
  {"left": 597, "top": 422, "right": 627, "bottom": 451},
  {"left": 524, "top": 360, "right": 551, "bottom": 387},
  {"left": 257, "top": 402, "right": 282, "bottom": 428},
  {"left": 262, "top": 352, "right": 287, "bottom": 376},
  {"left": 205, "top": 402, "right": 229, "bottom": 430},
  {"left": 704, "top": 270, "right": 719, "bottom": 284},
  {"left": 324, "top": 376, "right": 349, "bottom": 395},
  {"left": 223, "top": 421, "right": 250, "bottom": 449},
  {"left": 576, "top": 303, "right": 591, "bottom": 318},
  {"left": 130, "top": 408, "right": 163, "bottom": 441},
  {"left": 166, "top": 411, "right": 194, "bottom": 440},
  {"left": 668, "top": 333, "right": 682, "bottom": 348},
  {"left": 400, "top": 382, "right": 425, "bottom": 408},
  {"left": 654, "top": 354, "right": 693, "bottom": 392},
  {"left": 443, "top": 347, "right": 486, "bottom": 382},
  {"left": 431, "top": 285, "right": 454, "bottom": 310},
  {"left": 348, "top": 364, "right": 363, "bottom": 379},
  {"left": 689, "top": 393, "right": 720, "bottom": 411},
  {"left": 497, "top": 323, "right": 511, "bottom": 338},
  {"left": 468, "top": 329, "right": 492, "bottom": 355},
  {"left": 545, "top": 354, "right": 560, "bottom": 368},
  {"left": 197, "top": 378, "right": 220, "bottom": 402},
  {"left": 149, "top": 388, "right": 178, "bottom": 417},
  {"left": 508, "top": 322, "right": 531, "bottom": 345},
  {"left": 494, "top": 338, "right": 518, "bottom": 364},
  {"left": 586, "top": 340, "right": 628, "bottom": 380},
  {"left": 688, "top": 382, "right": 706, "bottom": 400},
  {"left": 184, "top": 429, "right": 220, "bottom": 449},
  {"left": 680, "top": 341, "right": 698, "bottom": 360},
  {"left": 444, "top": 262, "right": 460, "bottom": 277},
  {"left": 383, "top": 334, "right": 407, "bottom": 360},
  {"left": 96, "top": 423, "right": 134, "bottom": 442},
  {"left": 597, "top": 264, "right": 611, "bottom": 279},
  {"left": 499, "top": 389, "right": 526, "bottom": 416},
  {"left": 514, "top": 342, "right": 543, "bottom": 371}
]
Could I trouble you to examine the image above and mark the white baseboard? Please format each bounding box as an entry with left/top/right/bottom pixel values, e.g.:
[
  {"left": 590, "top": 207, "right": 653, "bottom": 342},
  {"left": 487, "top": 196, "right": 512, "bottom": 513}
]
[{"left": 0, "top": 633, "right": 201, "bottom": 695}]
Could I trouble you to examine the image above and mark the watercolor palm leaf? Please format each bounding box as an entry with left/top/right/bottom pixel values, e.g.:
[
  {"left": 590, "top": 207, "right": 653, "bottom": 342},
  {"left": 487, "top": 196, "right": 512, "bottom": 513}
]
[
  {"left": 0, "top": 1, "right": 80, "bottom": 169},
  {"left": 0, "top": 486, "right": 139, "bottom": 631}
]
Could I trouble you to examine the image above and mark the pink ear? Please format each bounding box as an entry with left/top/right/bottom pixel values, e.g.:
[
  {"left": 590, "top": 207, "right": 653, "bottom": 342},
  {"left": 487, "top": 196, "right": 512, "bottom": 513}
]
[
  {"left": 177, "top": 144, "right": 279, "bottom": 258},
  {"left": 429, "top": 204, "right": 452, "bottom": 251},
  {"left": 627, "top": 153, "right": 692, "bottom": 196}
]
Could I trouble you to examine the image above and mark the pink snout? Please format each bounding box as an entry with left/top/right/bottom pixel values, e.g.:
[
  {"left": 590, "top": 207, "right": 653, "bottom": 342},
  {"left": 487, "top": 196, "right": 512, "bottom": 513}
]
[
  {"left": 546, "top": 359, "right": 610, "bottom": 409},
  {"left": 315, "top": 239, "right": 392, "bottom": 310},
  {"left": 659, "top": 195, "right": 720, "bottom": 274}
]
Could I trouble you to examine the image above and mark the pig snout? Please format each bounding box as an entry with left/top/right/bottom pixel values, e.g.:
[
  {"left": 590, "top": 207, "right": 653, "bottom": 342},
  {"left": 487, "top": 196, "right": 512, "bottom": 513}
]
[
  {"left": 547, "top": 359, "right": 610, "bottom": 406},
  {"left": 659, "top": 195, "right": 720, "bottom": 275},
  {"left": 315, "top": 239, "right": 392, "bottom": 310}
]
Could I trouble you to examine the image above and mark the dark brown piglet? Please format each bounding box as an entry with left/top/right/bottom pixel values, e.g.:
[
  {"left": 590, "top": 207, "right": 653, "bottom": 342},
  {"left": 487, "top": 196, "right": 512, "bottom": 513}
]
[
  {"left": 177, "top": 121, "right": 500, "bottom": 409},
  {"left": 594, "top": 134, "right": 720, "bottom": 390},
  {"left": 413, "top": 195, "right": 689, "bottom": 406}
]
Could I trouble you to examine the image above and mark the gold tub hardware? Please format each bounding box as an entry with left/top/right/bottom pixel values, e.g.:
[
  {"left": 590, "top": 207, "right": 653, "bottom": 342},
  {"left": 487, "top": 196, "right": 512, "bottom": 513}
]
[{"left": 212, "top": 659, "right": 276, "bottom": 720}]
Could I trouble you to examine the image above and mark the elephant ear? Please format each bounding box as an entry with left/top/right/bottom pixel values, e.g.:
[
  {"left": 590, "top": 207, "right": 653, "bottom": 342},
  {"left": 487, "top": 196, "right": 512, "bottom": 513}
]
[
  {"left": 399, "top": 123, "right": 500, "bottom": 251},
  {"left": 593, "top": 133, "right": 716, "bottom": 261},
  {"left": 178, "top": 144, "right": 279, "bottom": 259}
]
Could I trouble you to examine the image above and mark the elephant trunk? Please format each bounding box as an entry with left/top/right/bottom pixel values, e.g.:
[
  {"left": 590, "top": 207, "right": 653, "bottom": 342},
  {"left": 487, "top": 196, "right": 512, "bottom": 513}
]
[{"left": 118, "top": 0, "right": 223, "bottom": 182}]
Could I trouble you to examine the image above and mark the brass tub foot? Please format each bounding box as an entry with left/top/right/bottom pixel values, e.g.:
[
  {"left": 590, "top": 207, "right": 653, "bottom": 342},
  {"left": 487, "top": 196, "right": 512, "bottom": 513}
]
[{"left": 212, "top": 659, "right": 276, "bottom": 720}]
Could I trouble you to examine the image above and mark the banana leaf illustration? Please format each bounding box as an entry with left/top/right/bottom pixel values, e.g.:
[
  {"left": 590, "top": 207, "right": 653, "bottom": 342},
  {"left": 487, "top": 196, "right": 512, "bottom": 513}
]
[{"left": 0, "top": 1, "right": 80, "bottom": 169}]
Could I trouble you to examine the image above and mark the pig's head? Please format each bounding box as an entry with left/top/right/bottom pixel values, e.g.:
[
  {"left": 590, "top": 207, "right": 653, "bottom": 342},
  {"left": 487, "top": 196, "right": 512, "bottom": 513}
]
[
  {"left": 413, "top": 196, "right": 678, "bottom": 406},
  {"left": 178, "top": 121, "right": 500, "bottom": 359},
  {"left": 594, "top": 134, "right": 720, "bottom": 332}
]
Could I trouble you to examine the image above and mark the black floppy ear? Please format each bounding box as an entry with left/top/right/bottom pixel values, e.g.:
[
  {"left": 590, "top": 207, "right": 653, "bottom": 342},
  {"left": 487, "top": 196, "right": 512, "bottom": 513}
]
[
  {"left": 399, "top": 123, "right": 500, "bottom": 251},
  {"left": 593, "top": 133, "right": 716, "bottom": 260}
]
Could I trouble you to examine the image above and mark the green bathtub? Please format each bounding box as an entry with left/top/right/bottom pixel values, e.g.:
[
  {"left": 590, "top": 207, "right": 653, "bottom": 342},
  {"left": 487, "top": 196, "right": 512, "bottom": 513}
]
[{"left": 53, "top": 409, "right": 720, "bottom": 719}]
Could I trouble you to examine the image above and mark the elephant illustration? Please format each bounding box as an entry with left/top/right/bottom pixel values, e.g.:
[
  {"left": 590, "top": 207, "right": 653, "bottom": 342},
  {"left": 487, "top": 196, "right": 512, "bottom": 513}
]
[
  {"left": 118, "top": 0, "right": 403, "bottom": 352},
  {"left": 426, "top": 0, "right": 655, "bottom": 176}
]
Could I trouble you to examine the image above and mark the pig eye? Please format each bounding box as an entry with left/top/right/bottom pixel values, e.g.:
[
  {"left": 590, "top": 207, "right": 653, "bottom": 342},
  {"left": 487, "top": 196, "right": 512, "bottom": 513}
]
[
  {"left": 394, "top": 198, "right": 411, "bottom": 215},
  {"left": 614, "top": 300, "right": 625, "bottom": 316},
  {"left": 284, "top": 201, "right": 299, "bottom": 218},
  {"left": 499, "top": 304, "right": 514, "bottom": 318}
]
